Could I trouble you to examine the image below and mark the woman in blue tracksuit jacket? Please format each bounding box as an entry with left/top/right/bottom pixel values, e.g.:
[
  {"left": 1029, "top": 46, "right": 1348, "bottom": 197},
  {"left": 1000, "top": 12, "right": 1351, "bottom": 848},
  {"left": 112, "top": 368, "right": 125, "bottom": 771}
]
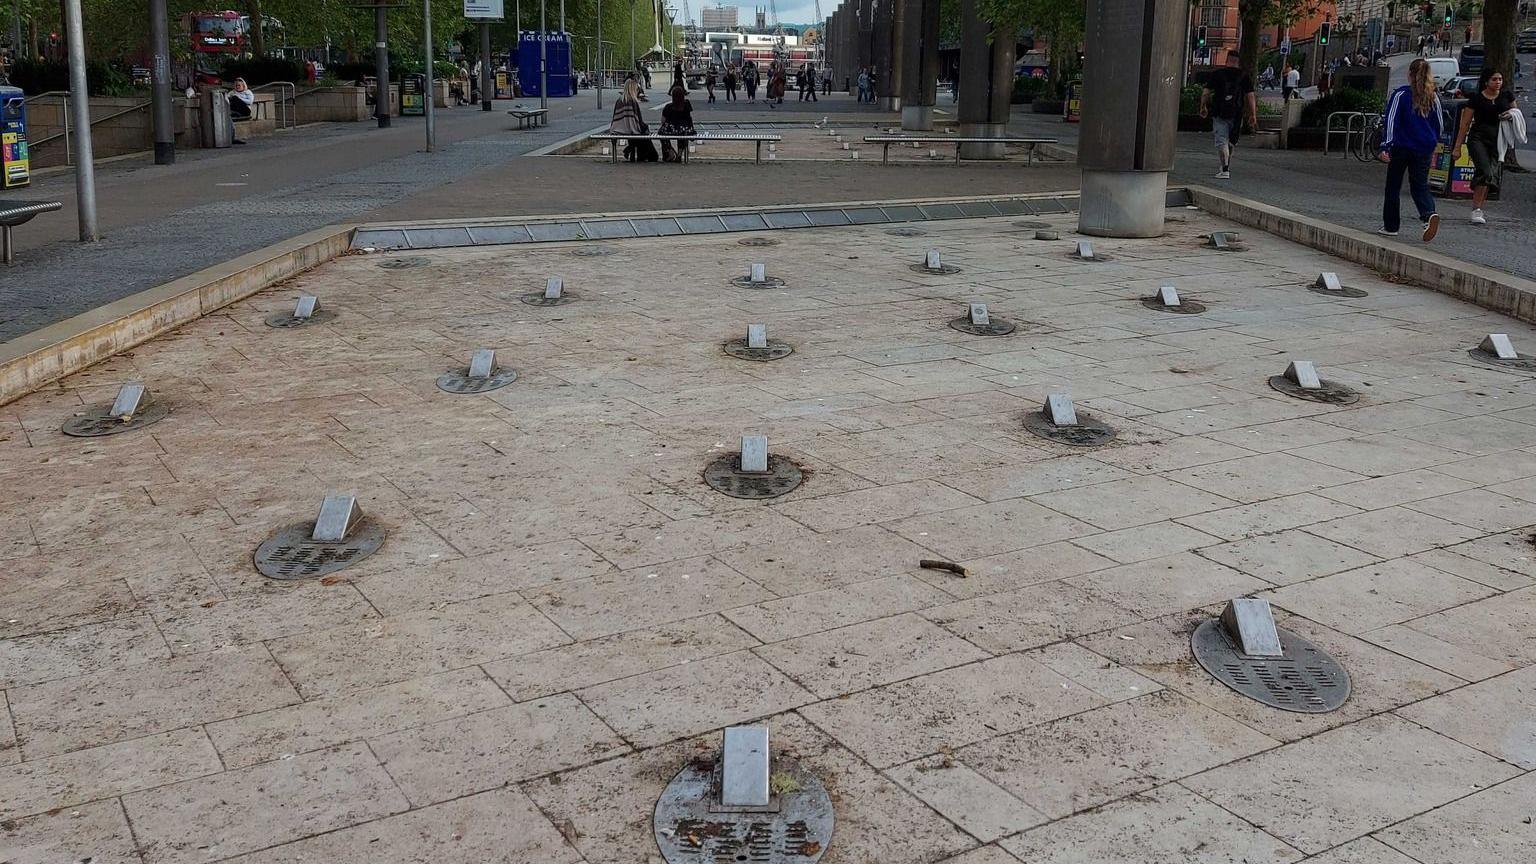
[{"left": 1378, "top": 58, "right": 1443, "bottom": 241}]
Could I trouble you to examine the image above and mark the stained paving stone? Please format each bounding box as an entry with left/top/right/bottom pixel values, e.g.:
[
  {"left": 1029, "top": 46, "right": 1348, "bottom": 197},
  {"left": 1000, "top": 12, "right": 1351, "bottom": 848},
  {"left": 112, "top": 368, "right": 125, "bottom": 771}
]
[
  {"left": 1174, "top": 493, "right": 1363, "bottom": 541},
  {"left": 0, "top": 798, "right": 142, "bottom": 864},
  {"left": 998, "top": 784, "right": 1304, "bottom": 864},
  {"left": 1304, "top": 506, "right": 1484, "bottom": 558},
  {"left": 0, "top": 613, "right": 169, "bottom": 688},
  {"left": 885, "top": 498, "right": 1099, "bottom": 560},
  {"left": 724, "top": 574, "right": 952, "bottom": 642},
  {"left": 919, "top": 541, "right": 1117, "bottom": 599},
  {"left": 1183, "top": 715, "right": 1520, "bottom": 854},
  {"left": 1375, "top": 772, "right": 1536, "bottom": 864},
  {"left": 524, "top": 555, "right": 775, "bottom": 640},
  {"left": 772, "top": 479, "right": 983, "bottom": 531},
  {"left": 1070, "top": 521, "right": 1224, "bottom": 564},
  {"left": 1316, "top": 468, "right": 1482, "bottom": 510},
  {"left": 1066, "top": 552, "right": 1270, "bottom": 618},
  {"left": 1300, "top": 838, "right": 1428, "bottom": 864},
  {"left": 755, "top": 613, "right": 990, "bottom": 697},
  {"left": 0, "top": 692, "right": 16, "bottom": 767},
  {"left": 1260, "top": 558, "right": 1496, "bottom": 634},
  {"left": 1403, "top": 586, "right": 1536, "bottom": 667},
  {"left": 0, "top": 727, "right": 221, "bottom": 821},
  {"left": 151, "top": 583, "right": 378, "bottom": 655},
  {"left": 1440, "top": 530, "right": 1536, "bottom": 584},
  {"left": 1168, "top": 452, "right": 1368, "bottom": 504},
  {"left": 714, "top": 523, "right": 938, "bottom": 595},
  {"left": 1394, "top": 664, "right": 1536, "bottom": 769},
  {"left": 354, "top": 539, "right": 617, "bottom": 615},
  {"left": 122, "top": 742, "right": 410, "bottom": 864},
  {"left": 921, "top": 580, "right": 1143, "bottom": 654},
  {"left": 1403, "top": 488, "right": 1536, "bottom": 533},
  {"left": 1359, "top": 623, "right": 1516, "bottom": 682},
  {"left": 1030, "top": 476, "right": 1237, "bottom": 531},
  {"left": 1195, "top": 529, "right": 1380, "bottom": 586},
  {"left": 886, "top": 757, "right": 1048, "bottom": 842}
]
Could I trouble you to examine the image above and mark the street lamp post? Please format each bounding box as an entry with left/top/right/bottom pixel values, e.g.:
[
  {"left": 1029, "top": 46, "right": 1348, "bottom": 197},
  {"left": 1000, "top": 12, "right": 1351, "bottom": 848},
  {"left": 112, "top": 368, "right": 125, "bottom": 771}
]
[
  {"left": 62, "top": 0, "right": 96, "bottom": 241},
  {"left": 149, "top": 0, "right": 174, "bottom": 164},
  {"left": 597, "top": 0, "right": 603, "bottom": 108},
  {"left": 540, "top": 0, "right": 547, "bottom": 109},
  {"left": 424, "top": 0, "right": 435, "bottom": 151}
]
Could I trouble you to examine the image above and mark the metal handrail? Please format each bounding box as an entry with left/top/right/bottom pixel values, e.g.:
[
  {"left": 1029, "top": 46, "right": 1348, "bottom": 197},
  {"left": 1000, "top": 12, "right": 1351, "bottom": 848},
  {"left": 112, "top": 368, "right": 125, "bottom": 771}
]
[
  {"left": 29, "top": 98, "right": 152, "bottom": 165},
  {"left": 21, "top": 91, "right": 72, "bottom": 165},
  {"left": 252, "top": 80, "right": 297, "bottom": 130}
]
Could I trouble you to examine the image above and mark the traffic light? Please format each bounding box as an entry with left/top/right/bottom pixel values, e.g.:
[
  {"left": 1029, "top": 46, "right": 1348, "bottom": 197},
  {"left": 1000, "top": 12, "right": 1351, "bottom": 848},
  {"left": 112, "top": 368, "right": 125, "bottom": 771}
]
[
  {"left": 1444, "top": 5, "right": 1452, "bottom": 23},
  {"left": 1319, "top": 22, "right": 1331, "bottom": 45},
  {"left": 1196, "top": 26, "right": 1208, "bottom": 48}
]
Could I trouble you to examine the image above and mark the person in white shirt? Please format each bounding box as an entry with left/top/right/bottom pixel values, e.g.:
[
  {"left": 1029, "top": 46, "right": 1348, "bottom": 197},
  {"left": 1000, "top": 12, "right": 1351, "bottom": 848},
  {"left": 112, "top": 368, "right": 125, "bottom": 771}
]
[{"left": 1283, "top": 65, "right": 1301, "bottom": 100}]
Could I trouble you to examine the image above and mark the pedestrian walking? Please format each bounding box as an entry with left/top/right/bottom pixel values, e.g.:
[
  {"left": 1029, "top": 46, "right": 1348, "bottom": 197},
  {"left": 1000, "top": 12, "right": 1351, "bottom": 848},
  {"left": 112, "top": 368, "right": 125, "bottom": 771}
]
[
  {"left": 796, "top": 64, "right": 807, "bottom": 101},
  {"left": 1416, "top": 35, "right": 1426, "bottom": 56},
  {"left": 724, "top": 66, "right": 738, "bottom": 101},
  {"left": 822, "top": 69, "right": 832, "bottom": 96},
  {"left": 1452, "top": 68, "right": 1521, "bottom": 225},
  {"left": 744, "top": 63, "right": 758, "bottom": 101},
  {"left": 673, "top": 60, "right": 685, "bottom": 92},
  {"left": 706, "top": 65, "right": 716, "bottom": 103},
  {"left": 857, "top": 67, "right": 870, "bottom": 103},
  {"left": 1377, "top": 59, "right": 1443, "bottom": 241},
  {"left": 1199, "top": 54, "right": 1256, "bottom": 180}
]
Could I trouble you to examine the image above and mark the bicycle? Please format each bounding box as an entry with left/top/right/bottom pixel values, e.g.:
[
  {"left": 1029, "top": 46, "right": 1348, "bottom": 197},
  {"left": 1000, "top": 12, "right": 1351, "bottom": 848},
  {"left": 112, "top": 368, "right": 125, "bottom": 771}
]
[{"left": 1353, "top": 114, "right": 1384, "bottom": 162}]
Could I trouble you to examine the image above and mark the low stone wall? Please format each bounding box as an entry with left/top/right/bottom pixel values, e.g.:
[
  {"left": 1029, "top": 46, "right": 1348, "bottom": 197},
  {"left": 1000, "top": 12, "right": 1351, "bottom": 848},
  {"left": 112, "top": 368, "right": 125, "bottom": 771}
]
[{"left": 294, "top": 86, "right": 371, "bottom": 124}]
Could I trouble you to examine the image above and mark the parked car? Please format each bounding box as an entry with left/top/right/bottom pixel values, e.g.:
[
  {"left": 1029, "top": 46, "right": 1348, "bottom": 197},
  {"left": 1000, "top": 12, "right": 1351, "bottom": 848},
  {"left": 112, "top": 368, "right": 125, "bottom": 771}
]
[
  {"left": 1517, "top": 28, "right": 1536, "bottom": 53},
  {"left": 1459, "top": 42, "right": 1484, "bottom": 75},
  {"left": 1425, "top": 57, "right": 1460, "bottom": 87},
  {"left": 1441, "top": 75, "right": 1480, "bottom": 99}
]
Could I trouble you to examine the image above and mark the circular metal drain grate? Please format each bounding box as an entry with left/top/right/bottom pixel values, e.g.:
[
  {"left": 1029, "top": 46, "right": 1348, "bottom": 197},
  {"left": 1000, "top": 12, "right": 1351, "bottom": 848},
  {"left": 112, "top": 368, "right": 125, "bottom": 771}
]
[
  {"left": 571, "top": 245, "right": 618, "bottom": 257},
  {"left": 264, "top": 309, "right": 336, "bottom": 328},
  {"left": 1306, "top": 282, "right": 1368, "bottom": 299},
  {"left": 948, "top": 316, "right": 1016, "bottom": 337},
  {"left": 1140, "top": 296, "right": 1207, "bottom": 315},
  {"left": 377, "top": 256, "right": 431, "bottom": 270},
  {"left": 1466, "top": 348, "right": 1536, "bottom": 372},
  {"left": 1267, "top": 375, "right": 1360, "bottom": 405},
  {"left": 254, "top": 520, "right": 387, "bottom": 580},
  {"left": 654, "top": 757, "right": 833, "bottom": 864},
  {"left": 908, "top": 263, "right": 962, "bottom": 275},
  {"left": 723, "top": 339, "right": 795, "bottom": 361},
  {"left": 1067, "top": 251, "right": 1113, "bottom": 263},
  {"left": 520, "top": 292, "right": 577, "bottom": 307},
  {"left": 738, "top": 238, "right": 781, "bottom": 247},
  {"left": 1022, "top": 409, "right": 1118, "bottom": 447},
  {"left": 61, "top": 402, "right": 171, "bottom": 438},
  {"left": 704, "top": 454, "right": 804, "bottom": 499},
  {"left": 1191, "top": 619, "right": 1351, "bottom": 712},
  {"left": 730, "top": 275, "right": 787, "bottom": 289},
  {"left": 886, "top": 227, "right": 927, "bottom": 237},
  {"left": 436, "top": 368, "right": 520, "bottom": 394}
]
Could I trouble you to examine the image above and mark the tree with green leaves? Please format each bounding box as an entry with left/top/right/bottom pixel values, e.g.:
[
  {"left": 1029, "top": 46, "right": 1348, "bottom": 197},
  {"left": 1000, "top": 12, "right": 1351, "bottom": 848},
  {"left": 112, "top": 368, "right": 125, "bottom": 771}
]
[{"left": 1236, "top": 0, "right": 1321, "bottom": 83}]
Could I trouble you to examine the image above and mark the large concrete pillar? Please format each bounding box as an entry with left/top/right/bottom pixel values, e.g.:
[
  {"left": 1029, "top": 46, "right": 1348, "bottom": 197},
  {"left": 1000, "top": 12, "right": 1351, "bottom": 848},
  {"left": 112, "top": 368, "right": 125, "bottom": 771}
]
[
  {"left": 884, "top": 0, "right": 903, "bottom": 111},
  {"left": 899, "top": 0, "right": 939, "bottom": 129},
  {"left": 1077, "top": 0, "right": 1185, "bottom": 237},
  {"left": 857, "top": 0, "right": 873, "bottom": 84},
  {"left": 957, "top": 2, "right": 1013, "bottom": 158}
]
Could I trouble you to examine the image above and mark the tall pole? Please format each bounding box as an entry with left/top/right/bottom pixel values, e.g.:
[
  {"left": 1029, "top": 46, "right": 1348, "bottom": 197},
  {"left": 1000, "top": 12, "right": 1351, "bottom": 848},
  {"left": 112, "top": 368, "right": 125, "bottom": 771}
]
[
  {"left": 62, "top": 0, "right": 96, "bottom": 241},
  {"left": 540, "top": 0, "right": 547, "bottom": 108},
  {"left": 149, "top": 0, "right": 174, "bottom": 164},
  {"left": 11, "top": 0, "right": 23, "bottom": 62},
  {"left": 423, "top": 0, "right": 435, "bottom": 151},
  {"left": 480, "top": 22, "right": 492, "bottom": 109},
  {"left": 374, "top": 4, "right": 391, "bottom": 127},
  {"left": 597, "top": 0, "right": 604, "bottom": 107}
]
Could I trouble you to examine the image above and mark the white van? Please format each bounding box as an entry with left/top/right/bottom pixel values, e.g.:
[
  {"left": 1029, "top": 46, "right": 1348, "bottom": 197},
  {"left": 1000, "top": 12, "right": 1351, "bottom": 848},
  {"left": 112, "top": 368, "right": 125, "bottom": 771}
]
[{"left": 1425, "top": 57, "right": 1460, "bottom": 87}]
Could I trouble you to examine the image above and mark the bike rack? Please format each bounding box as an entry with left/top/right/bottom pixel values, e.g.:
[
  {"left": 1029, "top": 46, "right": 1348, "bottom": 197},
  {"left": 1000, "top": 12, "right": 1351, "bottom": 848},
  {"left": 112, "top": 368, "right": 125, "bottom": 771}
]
[{"left": 1324, "top": 111, "right": 1365, "bottom": 158}]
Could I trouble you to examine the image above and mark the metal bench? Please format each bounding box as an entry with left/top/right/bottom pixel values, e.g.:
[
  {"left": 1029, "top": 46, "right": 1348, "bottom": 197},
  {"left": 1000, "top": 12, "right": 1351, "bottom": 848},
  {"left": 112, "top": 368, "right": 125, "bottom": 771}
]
[
  {"left": 0, "top": 199, "right": 64, "bottom": 264},
  {"left": 588, "top": 132, "right": 782, "bottom": 164},
  {"left": 508, "top": 108, "right": 549, "bottom": 129},
  {"left": 862, "top": 135, "right": 1058, "bottom": 165}
]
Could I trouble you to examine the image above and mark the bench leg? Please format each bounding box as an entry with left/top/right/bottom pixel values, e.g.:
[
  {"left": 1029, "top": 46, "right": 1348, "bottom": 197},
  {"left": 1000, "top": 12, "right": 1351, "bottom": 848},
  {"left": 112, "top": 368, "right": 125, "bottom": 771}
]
[
  {"left": 883, "top": 143, "right": 890, "bottom": 164},
  {"left": 1, "top": 225, "right": 11, "bottom": 265},
  {"left": 755, "top": 141, "right": 761, "bottom": 164},
  {"left": 612, "top": 143, "right": 619, "bottom": 164}
]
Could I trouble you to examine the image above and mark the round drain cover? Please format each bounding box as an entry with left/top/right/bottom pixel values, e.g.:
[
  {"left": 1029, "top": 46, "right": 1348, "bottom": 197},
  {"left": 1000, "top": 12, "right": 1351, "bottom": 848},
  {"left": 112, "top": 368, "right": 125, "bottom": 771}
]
[
  {"left": 886, "top": 227, "right": 927, "bottom": 237},
  {"left": 1306, "top": 282, "right": 1368, "bottom": 299},
  {"left": 723, "top": 338, "right": 795, "bottom": 361},
  {"left": 703, "top": 454, "right": 804, "bottom": 499},
  {"left": 1022, "top": 409, "right": 1118, "bottom": 447},
  {"left": 520, "top": 292, "right": 577, "bottom": 307},
  {"left": 377, "top": 256, "right": 430, "bottom": 270},
  {"left": 731, "top": 275, "right": 787, "bottom": 289},
  {"left": 436, "top": 368, "right": 520, "bottom": 394},
  {"left": 264, "top": 309, "right": 335, "bottom": 328},
  {"left": 571, "top": 245, "right": 618, "bottom": 257},
  {"left": 1267, "top": 375, "right": 1360, "bottom": 405},
  {"left": 908, "top": 263, "right": 962, "bottom": 275},
  {"left": 1067, "top": 251, "right": 1112, "bottom": 263},
  {"left": 61, "top": 402, "right": 171, "bottom": 438},
  {"left": 738, "top": 237, "right": 781, "bottom": 247},
  {"left": 948, "top": 316, "right": 1017, "bottom": 337},
  {"left": 1191, "top": 619, "right": 1351, "bottom": 713},
  {"left": 1466, "top": 348, "right": 1536, "bottom": 372},
  {"left": 1140, "top": 296, "right": 1207, "bottom": 315},
  {"left": 254, "top": 520, "right": 387, "bottom": 580},
  {"left": 654, "top": 756, "right": 833, "bottom": 864}
]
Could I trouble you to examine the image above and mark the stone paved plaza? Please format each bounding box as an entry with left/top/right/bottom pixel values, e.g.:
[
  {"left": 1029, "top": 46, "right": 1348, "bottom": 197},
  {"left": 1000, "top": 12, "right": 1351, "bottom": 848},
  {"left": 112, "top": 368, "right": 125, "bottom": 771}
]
[{"left": 2, "top": 203, "right": 1535, "bottom": 863}]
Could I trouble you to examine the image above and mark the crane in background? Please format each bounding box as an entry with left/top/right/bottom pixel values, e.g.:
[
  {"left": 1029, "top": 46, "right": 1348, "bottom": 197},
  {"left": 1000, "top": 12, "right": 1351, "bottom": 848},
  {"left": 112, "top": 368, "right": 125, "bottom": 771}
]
[
  {"left": 813, "top": 0, "right": 824, "bottom": 65},
  {"left": 768, "top": 0, "right": 787, "bottom": 59}
]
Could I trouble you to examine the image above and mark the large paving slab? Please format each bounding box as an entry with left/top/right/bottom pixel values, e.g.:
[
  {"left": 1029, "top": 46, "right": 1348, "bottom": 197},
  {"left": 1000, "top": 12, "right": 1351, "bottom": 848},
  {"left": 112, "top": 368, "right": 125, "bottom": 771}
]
[{"left": 3, "top": 205, "right": 1535, "bottom": 859}]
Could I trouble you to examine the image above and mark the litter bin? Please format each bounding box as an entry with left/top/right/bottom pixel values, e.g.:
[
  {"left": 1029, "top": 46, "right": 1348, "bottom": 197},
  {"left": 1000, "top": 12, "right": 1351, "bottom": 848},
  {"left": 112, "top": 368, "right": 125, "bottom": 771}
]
[
  {"left": 1, "top": 85, "right": 30, "bottom": 188},
  {"left": 200, "top": 87, "right": 233, "bottom": 148},
  {"left": 1064, "top": 79, "right": 1083, "bottom": 123}
]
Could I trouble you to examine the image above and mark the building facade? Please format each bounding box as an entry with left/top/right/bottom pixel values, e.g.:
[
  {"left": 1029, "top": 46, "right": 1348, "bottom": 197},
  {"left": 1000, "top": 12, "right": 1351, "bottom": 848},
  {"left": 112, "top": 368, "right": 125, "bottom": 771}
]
[{"left": 701, "top": 5, "right": 739, "bottom": 31}]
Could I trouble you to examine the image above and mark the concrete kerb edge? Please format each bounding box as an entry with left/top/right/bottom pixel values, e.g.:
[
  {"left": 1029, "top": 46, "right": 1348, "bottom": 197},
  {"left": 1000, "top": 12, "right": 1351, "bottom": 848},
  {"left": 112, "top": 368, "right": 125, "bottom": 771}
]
[
  {"left": 0, "top": 223, "right": 356, "bottom": 407},
  {"left": 1187, "top": 185, "right": 1536, "bottom": 324},
  {"left": 529, "top": 123, "right": 612, "bottom": 157}
]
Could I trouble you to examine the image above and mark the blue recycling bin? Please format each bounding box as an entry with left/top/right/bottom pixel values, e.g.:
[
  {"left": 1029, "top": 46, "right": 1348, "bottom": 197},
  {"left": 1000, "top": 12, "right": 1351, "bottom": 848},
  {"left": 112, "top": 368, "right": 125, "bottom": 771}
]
[{"left": 1, "top": 85, "right": 30, "bottom": 189}]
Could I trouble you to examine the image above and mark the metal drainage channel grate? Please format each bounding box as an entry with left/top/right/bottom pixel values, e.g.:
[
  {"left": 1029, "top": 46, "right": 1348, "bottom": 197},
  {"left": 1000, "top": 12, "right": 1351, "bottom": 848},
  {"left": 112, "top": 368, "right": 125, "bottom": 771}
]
[
  {"left": 654, "top": 758, "right": 832, "bottom": 864},
  {"left": 61, "top": 402, "right": 171, "bottom": 437},
  {"left": 377, "top": 256, "right": 431, "bottom": 269},
  {"left": 731, "top": 275, "right": 787, "bottom": 290},
  {"left": 723, "top": 339, "right": 795, "bottom": 361},
  {"left": 910, "top": 262, "right": 962, "bottom": 275},
  {"left": 1140, "top": 295, "right": 1207, "bottom": 315},
  {"left": 436, "top": 368, "right": 519, "bottom": 394},
  {"left": 1267, "top": 375, "right": 1360, "bottom": 405},
  {"left": 1192, "top": 619, "right": 1350, "bottom": 712},
  {"left": 704, "top": 454, "right": 804, "bottom": 499},
  {"left": 254, "top": 521, "right": 387, "bottom": 580},
  {"left": 571, "top": 245, "right": 618, "bottom": 257},
  {"left": 886, "top": 227, "right": 927, "bottom": 237},
  {"left": 948, "top": 316, "right": 1016, "bottom": 337},
  {"left": 1467, "top": 347, "right": 1536, "bottom": 371},
  {"left": 738, "top": 238, "right": 780, "bottom": 247},
  {"left": 1022, "top": 409, "right": 1118, "bottom": 447},
  {"left": 1014, "top": 220, "right": 1053, "bottom": 229},
  {"left": 265, "top": 309, "right": 335, "bottom": 328}
]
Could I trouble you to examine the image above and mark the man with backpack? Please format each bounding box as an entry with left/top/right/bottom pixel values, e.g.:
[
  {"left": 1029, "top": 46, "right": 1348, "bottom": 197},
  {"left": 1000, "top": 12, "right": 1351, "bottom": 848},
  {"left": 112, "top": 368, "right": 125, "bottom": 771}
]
[{"left": 1199, "top": 54, "right": 1257, "bottom": 180}]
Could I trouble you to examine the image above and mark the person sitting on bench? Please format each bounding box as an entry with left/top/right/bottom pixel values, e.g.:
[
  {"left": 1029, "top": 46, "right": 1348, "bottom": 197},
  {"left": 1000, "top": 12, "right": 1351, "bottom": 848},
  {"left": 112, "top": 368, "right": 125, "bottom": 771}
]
[
  {"left": 228, "top": 78, "right": 254, "bottom": 119},
  {"left": 658, "top": 86, "right": 696, "bottom": 162},
  {"left": 609, "top": 79, "right": 658, "bottom": 162}
]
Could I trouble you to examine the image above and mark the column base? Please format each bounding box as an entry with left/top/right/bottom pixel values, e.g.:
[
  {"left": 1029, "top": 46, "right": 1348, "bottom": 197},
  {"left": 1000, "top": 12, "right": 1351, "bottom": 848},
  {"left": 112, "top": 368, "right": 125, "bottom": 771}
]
[
  {"left": 901, "top": 105, "right": 934, "bottom": 131},
  {"left": 1077, "top": 170, "right": 1168, "bottom": 238},
  {"left": 877, "top": 96, "right": 901, "bottom": 111},
  {"left": 957, "top": 123, "right": 1005, "bottom": 160}
]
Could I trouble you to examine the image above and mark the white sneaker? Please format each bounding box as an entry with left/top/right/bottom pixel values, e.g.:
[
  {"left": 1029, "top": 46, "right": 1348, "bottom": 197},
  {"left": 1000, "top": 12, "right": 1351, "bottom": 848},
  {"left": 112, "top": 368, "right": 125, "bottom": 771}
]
[
  {"left": 1376, "top": 228, "right": 1399, "bottom": 237},
  {"left": 1215, "top": 170, "right": 1231, "bottom": 179},
  {"left": 1470, "top": 209, "right": 1487, "bottom": 224}
]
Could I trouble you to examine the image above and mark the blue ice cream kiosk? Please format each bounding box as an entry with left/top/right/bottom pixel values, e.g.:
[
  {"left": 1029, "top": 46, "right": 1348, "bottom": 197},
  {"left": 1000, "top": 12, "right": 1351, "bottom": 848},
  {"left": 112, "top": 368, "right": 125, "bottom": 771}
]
[{"left": 1, "top": 84, "right": 30, "bottom": 188}]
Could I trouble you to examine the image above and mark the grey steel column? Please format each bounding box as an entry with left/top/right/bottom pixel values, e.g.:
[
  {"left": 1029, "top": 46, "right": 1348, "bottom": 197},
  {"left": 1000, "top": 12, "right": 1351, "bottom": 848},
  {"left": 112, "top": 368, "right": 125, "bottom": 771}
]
[
  {"left": 597, "top": 0, "right": 603, "bottom": 108},
  {"left": 375, "top": 4, "right": 391, "bottom": 127},
  {"left": 899, "top": 0, "right": 938, "bottom": 129},
  {"left": 856, "top": 0, "right": 872, "bottom": 77},
  {"left": 1078, "top": 0, "right": 1184, "bottom": 237},
  {"left": 540, "top": 0, "right": 548, "bottom": 109},
  {"left": 62, "top": 0, "right": 96, "bottom": 241},
  {"left": 870, "top": 0, "right": 892, "bottom": 108},
  {"left": 480, "top": 22, "right": 493, "bottom": 110},
  {"left": 886, "top": 0, "right": 903, "bottom": 111},
  {"left": 423, "top": 0, "right": 434, "bottom": 151},
  {"left": 149, "top": 0, "right": 174, "bottom": 163},
  {"left": 957, "top": 1, "right": 1013, "bottom": 159}
]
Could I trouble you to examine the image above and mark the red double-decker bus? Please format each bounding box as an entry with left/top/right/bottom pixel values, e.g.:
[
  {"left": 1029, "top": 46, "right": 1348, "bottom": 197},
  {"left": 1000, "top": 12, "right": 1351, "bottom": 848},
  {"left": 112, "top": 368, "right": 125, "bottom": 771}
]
[{"left": 188, "top": 10, "right": 248, "bottom": 57}]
